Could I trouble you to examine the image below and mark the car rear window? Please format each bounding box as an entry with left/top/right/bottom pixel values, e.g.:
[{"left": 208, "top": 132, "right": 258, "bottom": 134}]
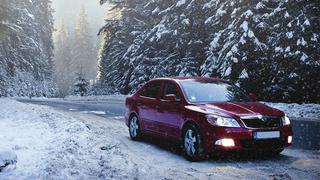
[{"left": 140, "top": 81, "right": 161, "bottom": 98}]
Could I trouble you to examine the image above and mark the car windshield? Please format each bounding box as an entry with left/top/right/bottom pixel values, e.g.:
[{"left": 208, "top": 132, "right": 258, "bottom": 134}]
[{"left": 179, "top": 80, "right": 252, "bottom": 103}]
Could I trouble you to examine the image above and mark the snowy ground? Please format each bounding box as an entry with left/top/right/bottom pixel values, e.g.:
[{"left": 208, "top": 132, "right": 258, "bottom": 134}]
[
  {"left": 265, "top": 102, "right": 320, "bottom": 120},
  {"left": 0, "top": 98, "right": 319, "bottom": 179}
]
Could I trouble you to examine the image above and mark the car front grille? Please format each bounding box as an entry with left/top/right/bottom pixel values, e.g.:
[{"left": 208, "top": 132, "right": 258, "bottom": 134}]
[{"left": 241, "top": 116, "right": 281, "bottom": 129}]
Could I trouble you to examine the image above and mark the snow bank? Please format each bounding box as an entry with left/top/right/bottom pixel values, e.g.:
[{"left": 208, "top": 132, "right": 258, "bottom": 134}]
[
  {"left": 0, "top": 150, "right": 17, "bottom": 171},
  {"left": 265, "top": 102, "right": 320, "bottom": 120},
  {"left": 0, "top": 98, "right": 92, "bottom": 178}
]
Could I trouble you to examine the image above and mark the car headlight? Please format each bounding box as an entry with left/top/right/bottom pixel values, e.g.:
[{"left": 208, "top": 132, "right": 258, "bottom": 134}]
[
  {"left": 282, "top": 114, "right": 291, "bottom": 126},
  {"left": 206, "top": 115, "right": 241, "bottom": 127}
]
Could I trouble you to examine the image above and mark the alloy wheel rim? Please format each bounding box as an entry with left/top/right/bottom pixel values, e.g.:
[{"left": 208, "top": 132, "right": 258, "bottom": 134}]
[
  {"left": 184, "top": 129, "right": 197, "bottom": 156},
  {"left": 130, "top": 117, "right": 138, "bottom": 137}
]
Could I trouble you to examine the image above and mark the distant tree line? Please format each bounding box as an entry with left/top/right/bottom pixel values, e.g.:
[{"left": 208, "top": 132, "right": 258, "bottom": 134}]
[
  {"left": 53, "top": 6, "right": 97, "bottom": 97},
  {"left": 0, "top": 0, "right": 56, "bottom": 97},
  {"left": 97, "top": 0, "right": 320, "bottom": 103}
]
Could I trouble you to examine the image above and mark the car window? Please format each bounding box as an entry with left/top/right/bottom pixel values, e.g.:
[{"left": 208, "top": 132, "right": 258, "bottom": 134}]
[
  {"left": 179, "top": 80, "right": 251, "bottom": 103},
  {"left": 161, "top": 82, "right": 181, "bottom": 100},
  {"left": 140, "top": 81, "right": 161, "bottom": 98}
]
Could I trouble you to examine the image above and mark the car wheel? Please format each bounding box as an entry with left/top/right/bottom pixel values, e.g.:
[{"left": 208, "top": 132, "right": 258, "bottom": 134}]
[
  {"left": 183, "top": 125, "right": 206, "bottom": 161},
  {"left": 129, "top": 115, "right": 141, "bottom": 140}
]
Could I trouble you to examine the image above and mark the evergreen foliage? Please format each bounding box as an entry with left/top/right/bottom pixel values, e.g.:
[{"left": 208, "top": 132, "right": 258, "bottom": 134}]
[
  {"left": 0, "top": 0, "right": 56, "bottom": 97},
  {"left": 98, "top": 0, "right": 320, "bottom": 103},
  {"left": 73, "top": 71, "right": 89, "bottom": 96},
  {"left": 53, "top": 6, "right": 97, "bottom": 97}
]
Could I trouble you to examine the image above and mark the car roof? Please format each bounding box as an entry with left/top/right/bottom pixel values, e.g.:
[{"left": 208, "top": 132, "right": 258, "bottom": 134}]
[{"left": 153, "top": 77, "right": 228, "bottom": 83}]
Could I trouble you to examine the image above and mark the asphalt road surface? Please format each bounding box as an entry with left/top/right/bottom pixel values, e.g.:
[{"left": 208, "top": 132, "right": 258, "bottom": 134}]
[{"left": 18, "top": 98, "right": 126, "bottom": 118}]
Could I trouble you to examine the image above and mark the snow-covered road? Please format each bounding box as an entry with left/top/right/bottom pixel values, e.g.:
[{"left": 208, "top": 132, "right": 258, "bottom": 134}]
[
  {"left": 0, "top": 99, "right": 319, "bottom": 179},
  {"left": 18, "top": 98, "right": 125, "bottom": 118}
]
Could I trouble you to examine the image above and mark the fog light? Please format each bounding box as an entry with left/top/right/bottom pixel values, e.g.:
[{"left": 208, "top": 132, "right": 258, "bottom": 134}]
[
  {"left": 215, "top": 138, "right": 235, "bottom": 147},
  {"left": 288, "top": 136, "right": 292, "bottom": 144}
]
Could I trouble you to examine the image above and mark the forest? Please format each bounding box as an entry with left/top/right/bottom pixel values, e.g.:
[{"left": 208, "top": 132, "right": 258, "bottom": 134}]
[
  {"left": 0, "top": 0, "right": 55, "bottom": 97},
  {"left": 97, "top": 0, "right": 320, "bottom": 103},
  {"left": 0, "top": 0, "right": 319, "bottom": 103}
]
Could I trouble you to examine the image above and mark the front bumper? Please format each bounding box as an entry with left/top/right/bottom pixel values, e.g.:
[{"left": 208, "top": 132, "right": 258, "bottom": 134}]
[{"left": 202, "top": 125, "right": 293, "bottom": 152}]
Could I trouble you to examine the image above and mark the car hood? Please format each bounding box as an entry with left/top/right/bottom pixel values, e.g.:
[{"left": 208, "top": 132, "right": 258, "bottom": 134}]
[{"left": 187, "top": 102, "right": 284, "bottom": 118}]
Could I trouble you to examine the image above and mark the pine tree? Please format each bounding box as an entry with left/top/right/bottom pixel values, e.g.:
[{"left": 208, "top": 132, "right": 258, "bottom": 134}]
[
  {"left": 74, "top": 5, "right": 96, "bottom": 80},
  {"left": 73, "top": 70, "right": 89, "bottom": 96},
  {"left": 202, "top": 0, "right": 320, "bottom": 103},
  {"left": 263, "top": 0, "right": 320, "bottom": 102},
  {"left": 126, "top": 0, "right": 207, "bottom": 91},
  {"left": 34, "top": 0, "right": 55, "bottom": 78},
  {"left": 53, "top": 6, "right": 98, "bottom": 97},
  {"left": 98, "top": 0, "right": 153, "bottom": 94},
  {"left": 0, "top": 0, "right": 56, "bottom": 97},
  {"left": 0, "top": 0, "right": 12, "bottom": 40},
  {"left": 54, "top": 19, "right": 74, "bottom": 96},
  {"left": 97, "top": 0, "right": 320, "bottom": 103}
]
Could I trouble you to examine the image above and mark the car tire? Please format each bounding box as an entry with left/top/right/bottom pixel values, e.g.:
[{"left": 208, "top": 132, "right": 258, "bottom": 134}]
[
  {"left": 183, "top": 124, "right": 206, "bottom": 161},
  {"left": 129, "top": 115, "right": 142, "bottom": 140}
]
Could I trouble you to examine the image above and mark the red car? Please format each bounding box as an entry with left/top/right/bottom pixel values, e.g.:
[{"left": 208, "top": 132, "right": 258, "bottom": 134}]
[{"left": 125, "top": 77, "right": 293, "bottom": 161}]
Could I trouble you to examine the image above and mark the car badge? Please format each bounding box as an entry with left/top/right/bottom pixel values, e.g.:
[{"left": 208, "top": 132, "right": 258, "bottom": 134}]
[{"left": 260, "top": 116, "right": 268, "bottom": 122}]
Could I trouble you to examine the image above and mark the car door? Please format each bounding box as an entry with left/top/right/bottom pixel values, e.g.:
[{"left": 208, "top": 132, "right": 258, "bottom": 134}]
[
  {"left": 137, "top": 81, "right": 161, "bottom": 133},
  {"left": 157, "top": 81, "right": 182, "bottom": 138}
]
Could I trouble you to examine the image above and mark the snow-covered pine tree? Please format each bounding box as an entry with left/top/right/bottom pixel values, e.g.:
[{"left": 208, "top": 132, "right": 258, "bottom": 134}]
[
  {"left": 97, "top": 0, "right": 320, "bottom": 103},
  {"left": 0, "top": 0, "right": 56, "bottom": 97},
  {"left": 172, "top": 0, "right": 210, "bottom": 77},
  {"left": 120, "top": 0, "right": 177, "bottom": 92},
  {"left": 54, "top": 6, "right": 97, "bottom": 97},
  {"left": 263, "top": 0, "right": 320, "bottom": 103},
  {"left": 73, "top": 71, "right": 89, "bottom": 96},
  {"left": 34, "top": 0, "right": 55, "bottom": 79},
  {"left": 54, "top": 19, "right": 75, "bottom": 96},
  {"left": 203, "top": 0, "right": 320, "bottom": 103},
  {"left": 123, "top": 0, "right": 209, "bottom": 92},
  {"left": 74, "top": 6, "right": 96, "bottom": 80},
  {"left": 0, "top": 0, "right": 12, "bottom": 40},
  {"left": 0, "top": 67, "right": 6, "bottom": 97},
  {"left": 98, "top": 0, "right": 156, "bottom": 94},
  {"left": 96, "top": 0, "right": 128, "bottom": 95},
  {"left": 0, "top": 0, "right": 11, "bottom": 95}
]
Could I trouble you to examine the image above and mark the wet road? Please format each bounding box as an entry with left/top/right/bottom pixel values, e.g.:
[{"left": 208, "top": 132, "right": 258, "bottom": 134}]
[{"left": 17, "top": 98, "right": 126, "bottom": 118}]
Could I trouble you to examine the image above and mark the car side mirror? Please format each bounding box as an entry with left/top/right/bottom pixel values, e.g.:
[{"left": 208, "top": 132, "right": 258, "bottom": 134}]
[
  {"left": 249, "top": 93, "right": 257, "bottom": 101},
  {"left": 163, "top": 94, "right": 178, "bottom": 102}
]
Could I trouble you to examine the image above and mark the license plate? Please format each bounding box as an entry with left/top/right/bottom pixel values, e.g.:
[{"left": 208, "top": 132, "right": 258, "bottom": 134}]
[{"left": 253, "top": 131, "right": 280, "bottom": 139}]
